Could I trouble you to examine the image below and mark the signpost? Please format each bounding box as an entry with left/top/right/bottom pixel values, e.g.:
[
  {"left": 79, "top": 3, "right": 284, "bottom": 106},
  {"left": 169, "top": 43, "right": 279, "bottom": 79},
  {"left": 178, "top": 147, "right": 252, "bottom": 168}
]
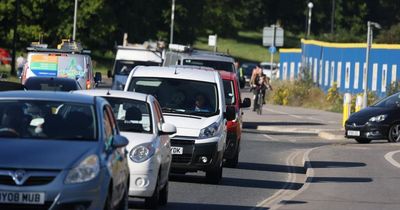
[
  {"left": 208, "top": 34, "right": 217, "bottom": 52},
  {"left": 263, "top": 25, "right": 284, "bottom": 74}
]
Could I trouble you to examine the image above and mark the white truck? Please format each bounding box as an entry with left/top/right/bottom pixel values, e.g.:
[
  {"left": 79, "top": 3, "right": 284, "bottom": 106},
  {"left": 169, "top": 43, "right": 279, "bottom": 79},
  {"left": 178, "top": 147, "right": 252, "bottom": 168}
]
[{"left": 109, "top": 42, "right": 163, "bottom": 90}]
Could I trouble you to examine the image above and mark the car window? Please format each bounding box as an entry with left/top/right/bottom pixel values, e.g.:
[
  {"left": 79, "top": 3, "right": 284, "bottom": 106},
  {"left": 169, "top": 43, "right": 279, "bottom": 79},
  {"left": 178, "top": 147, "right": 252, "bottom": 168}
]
[
  {"left": 373, "top": 92, "right": 400, "bottom": 108},
  {"left": 104, "top": 97, "right": 152, "bottom": 133},
  {"left": 183, "top": 59, "right": 235, "bottom": 72},
  {"left": 103, "top": 108, "right": 114, "bottom": 143},
  {"left": 0, "top": 100, "right": 96, "bottom": 140},
  {"left": 223, "top": 79, "right": 235, "bottom": 105},
  {"left": 128, "top": 77, "right": 219, "bottom": 117},
  {"left": 24, "top": 78, "right": 79, "bottom": 91}
]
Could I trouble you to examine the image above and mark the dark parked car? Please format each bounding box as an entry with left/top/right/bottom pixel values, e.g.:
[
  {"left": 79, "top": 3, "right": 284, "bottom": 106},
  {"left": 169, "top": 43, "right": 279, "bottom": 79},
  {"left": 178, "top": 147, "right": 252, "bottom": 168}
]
[
  {"left": 0, "top": 91, "right": 129, "bottom": 210},
  {"left": 24, "top": 77, "right": 82, "bottom": 91},
  {"left": 0, "top": 81, "right": 25, "bottom": 91},
  {"left": 345, "top": 92, "right": 400, "bottom": 143}
]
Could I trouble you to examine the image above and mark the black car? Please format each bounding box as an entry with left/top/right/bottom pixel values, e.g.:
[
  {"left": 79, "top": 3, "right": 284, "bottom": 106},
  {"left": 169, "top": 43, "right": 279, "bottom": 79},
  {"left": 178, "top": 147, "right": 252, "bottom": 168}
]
[
  {"left": 24, "top": 77, "right": 82, "bottom": 91},
  {"left": 345, "top": 92, "right": 400, "bottom": 143},
  {"left": 0, "top": 81, "right": 25, "bottom": 91}
]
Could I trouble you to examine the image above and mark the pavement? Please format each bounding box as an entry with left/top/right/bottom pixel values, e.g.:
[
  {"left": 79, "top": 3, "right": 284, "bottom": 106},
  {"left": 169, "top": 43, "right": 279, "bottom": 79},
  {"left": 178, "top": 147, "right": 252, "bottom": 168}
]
[{"left": 241, "top": 89, "right": 346, "bottom": 141}]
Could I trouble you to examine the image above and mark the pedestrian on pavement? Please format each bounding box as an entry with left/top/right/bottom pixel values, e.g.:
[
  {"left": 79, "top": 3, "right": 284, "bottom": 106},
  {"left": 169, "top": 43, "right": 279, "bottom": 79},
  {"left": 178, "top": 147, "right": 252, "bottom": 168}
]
[{"left": 16, "top": 54, "right": 26, "bottom": 78}]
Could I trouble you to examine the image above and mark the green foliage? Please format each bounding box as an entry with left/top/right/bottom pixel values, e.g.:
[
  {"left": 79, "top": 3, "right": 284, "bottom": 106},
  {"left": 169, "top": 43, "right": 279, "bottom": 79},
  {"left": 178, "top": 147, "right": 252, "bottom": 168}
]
[
  {"left": 376, "top": 24, "right": 400, "bottom": 44},
  {"left": 387, "top": 81, "right": 400, "bottom": 96},
  {"left": 326, "top": 83, "right": 343, "bottom": 112}
]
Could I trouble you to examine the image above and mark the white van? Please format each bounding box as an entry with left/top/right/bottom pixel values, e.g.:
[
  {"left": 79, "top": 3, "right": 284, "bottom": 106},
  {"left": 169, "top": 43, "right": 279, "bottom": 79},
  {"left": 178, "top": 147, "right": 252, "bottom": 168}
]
[
  {"left": 109, "top": 45, "right": 163, "bottom": 90},
  {"left": 124, "top": 66, "right": 235, "bottom": 183}
]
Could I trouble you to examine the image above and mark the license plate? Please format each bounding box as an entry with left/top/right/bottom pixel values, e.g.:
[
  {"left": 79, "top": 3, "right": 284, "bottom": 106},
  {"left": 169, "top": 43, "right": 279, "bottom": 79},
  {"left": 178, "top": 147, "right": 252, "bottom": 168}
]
[
  {"left": 171, "top": 146, "right": 183, "bottom": 155},
  {"left": 347, "top": 130, "right": 360, "bottom": 136},
  {"left": 0, "top": 191, "right": 45, "bottom": 204}
]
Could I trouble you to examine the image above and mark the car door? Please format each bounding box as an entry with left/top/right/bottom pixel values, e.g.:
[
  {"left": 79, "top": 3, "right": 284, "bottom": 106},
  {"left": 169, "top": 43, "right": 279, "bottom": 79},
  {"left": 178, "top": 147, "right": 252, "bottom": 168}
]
[
  {"left": 153, "top": 100, "right": 171, "bottom": 185},
  {"left": 103, "top": 106, "right": 126, "bottom": 207}
]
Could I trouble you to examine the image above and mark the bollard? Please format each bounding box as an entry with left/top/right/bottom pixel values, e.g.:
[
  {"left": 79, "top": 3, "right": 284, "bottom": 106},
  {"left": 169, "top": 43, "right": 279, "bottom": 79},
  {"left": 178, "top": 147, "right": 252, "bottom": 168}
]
[
  {"left": 343, "top": 93, "right": 352, "bottom": 127},
  {"left": 355, "top": 95, "right": 363, "bottom": 112}
]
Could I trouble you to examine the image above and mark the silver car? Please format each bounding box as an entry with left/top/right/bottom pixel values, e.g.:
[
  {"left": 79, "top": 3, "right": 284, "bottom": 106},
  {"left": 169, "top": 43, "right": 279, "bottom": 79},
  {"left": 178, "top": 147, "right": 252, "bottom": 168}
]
[{"left": 0, "top": 91, "right": 129, "bottom": 210}]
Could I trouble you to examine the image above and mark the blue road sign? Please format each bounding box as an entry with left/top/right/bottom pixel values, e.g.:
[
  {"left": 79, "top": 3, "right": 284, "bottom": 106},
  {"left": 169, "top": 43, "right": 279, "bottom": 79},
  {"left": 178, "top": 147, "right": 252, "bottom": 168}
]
[{"left": 269, "top": 46, "right": 277, "bottom": 54}]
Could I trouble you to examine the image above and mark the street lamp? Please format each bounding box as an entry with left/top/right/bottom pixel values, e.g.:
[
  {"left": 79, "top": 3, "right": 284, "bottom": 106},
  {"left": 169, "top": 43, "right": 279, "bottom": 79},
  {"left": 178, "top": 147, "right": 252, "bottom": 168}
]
[
  {"left": 72, "top": 0, "right": 78, "bottom": 41},
  {"left": 307, "top": 2, "right": 314, "bottom": 38},
  {"left": 362, "top": 21, "right": 381, "bottom": 108},
  {"left": 170, "top": 0, "right": 175, "bottom": 44}
]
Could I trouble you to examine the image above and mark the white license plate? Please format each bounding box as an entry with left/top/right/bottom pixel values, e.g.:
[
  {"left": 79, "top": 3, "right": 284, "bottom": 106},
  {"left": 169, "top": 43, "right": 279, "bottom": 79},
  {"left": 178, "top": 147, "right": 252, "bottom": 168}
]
[
  {"left": 347, "top": 130, "right": 360, "bottom": 136},
  {"left": 171, "top": 146, "right": 183, "bottom": 155},
  {"left": 0, "top": 191, "right": 45, "bottom": 204}
]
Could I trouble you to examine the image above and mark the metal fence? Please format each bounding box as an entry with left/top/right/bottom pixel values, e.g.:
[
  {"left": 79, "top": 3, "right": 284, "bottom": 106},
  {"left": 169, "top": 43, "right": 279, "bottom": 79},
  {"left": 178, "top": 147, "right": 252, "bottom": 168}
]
[{"left": 279, "top": 39, "right": 400, "bottom": 97}]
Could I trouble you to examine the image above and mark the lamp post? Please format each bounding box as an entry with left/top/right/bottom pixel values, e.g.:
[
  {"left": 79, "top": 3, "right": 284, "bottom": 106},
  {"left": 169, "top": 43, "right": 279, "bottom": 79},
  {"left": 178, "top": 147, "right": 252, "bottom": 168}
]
[
  {"left": 307, "top": 2, "right": 314, "bottom": 38},
  {"left": 362, "top": 21, "right": 381, "bottom": 108},
  {"left": 170, "top": 0, "right": 175, "bottom": 44},
  {"left": 72, "top": 0, "right": 78, "bottom": 41}
]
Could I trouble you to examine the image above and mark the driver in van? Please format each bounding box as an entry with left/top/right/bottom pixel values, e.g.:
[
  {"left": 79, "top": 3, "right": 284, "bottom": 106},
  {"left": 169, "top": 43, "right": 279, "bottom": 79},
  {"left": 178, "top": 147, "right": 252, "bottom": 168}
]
[{"left": 194, "top": 93, "right": 212, "bottom": 112}]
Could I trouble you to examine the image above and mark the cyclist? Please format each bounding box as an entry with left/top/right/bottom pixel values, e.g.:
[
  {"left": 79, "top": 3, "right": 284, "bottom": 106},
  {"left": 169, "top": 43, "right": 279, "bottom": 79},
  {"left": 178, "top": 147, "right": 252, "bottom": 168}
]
[{"left": 250, "top": 65, "right": 272, "bottom": 111}]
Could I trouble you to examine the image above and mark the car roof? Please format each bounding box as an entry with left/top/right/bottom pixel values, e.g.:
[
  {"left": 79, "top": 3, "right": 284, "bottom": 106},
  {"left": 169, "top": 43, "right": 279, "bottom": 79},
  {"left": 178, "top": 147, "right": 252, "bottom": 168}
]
[
  {"left": 131, "top": 66, "right": 219, "bottom": 83},
  {"left": 219, "top": 70, "right": 236, "bottom": 81},
  {"left": 73, "top": 89, "right": 150, "bottom": 102},
  {"left": 182, "top": 52, "right": 234, "bottom": 63},
  {"left": 0, "top": 91, "right": 95, "bottom": 104}
]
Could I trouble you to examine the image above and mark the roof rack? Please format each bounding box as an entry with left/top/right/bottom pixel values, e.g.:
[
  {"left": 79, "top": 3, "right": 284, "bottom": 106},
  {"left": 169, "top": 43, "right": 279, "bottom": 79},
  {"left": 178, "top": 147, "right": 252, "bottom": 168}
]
[
  {"left": 27, "top": 40, "right": 91, "bottom": 54},
  {"left": 169, "top": 65, "right": 215, "bottom": 71},
  {"left": 168, "top": 44, "right": 192, "bottom": 52},
  {"left": 191, "top": 49, "right": 231, "bottom": 57}
]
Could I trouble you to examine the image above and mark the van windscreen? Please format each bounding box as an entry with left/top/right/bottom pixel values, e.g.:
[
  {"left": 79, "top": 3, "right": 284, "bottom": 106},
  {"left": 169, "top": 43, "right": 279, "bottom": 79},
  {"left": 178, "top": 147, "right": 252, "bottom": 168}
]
[{"left": 183, "top": 59, "right": 235, "bottom": 72}]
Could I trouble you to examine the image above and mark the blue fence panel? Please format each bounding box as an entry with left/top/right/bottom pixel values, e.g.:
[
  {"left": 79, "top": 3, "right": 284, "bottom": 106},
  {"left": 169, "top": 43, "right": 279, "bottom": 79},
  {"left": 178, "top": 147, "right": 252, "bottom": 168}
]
[{"left": 280, "top": 40, "right": 400, "bottom": 98}]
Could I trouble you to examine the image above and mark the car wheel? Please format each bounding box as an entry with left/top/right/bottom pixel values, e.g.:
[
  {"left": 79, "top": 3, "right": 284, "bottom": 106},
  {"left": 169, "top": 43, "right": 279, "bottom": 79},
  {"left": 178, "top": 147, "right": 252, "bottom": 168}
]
[
  {"left": 206, "top": 153, "right": 223, "bottom": 184},
  {"left": 159, "top": 180, "right": 168, "bottom": 206},
  {"left": 145, "top": 175, "right": 160, "bottom": 209},
  {"left": 117, "top": 182, "right": 129, "bottom": 210},
  {"left": 103, "top": 191, "right": 113, "bottom": 210},
  {"left": 225, "top": 150, "right": 239, "bottom": 168},
  {"left": 388, "top": 124, "right": 400, "bottom": 142},
  {"left": 355, "top": 138, "right": 372, "bottom": 144}
]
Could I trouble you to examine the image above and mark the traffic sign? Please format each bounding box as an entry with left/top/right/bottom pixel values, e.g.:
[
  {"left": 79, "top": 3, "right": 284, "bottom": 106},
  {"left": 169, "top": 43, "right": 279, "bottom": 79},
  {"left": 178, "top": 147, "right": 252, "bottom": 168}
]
[
  {"left": 269, "top": 46, "right": 277, "bottom": 54},
  {"left": 263, "top": 26, "right": 284, "bottom": 47}
]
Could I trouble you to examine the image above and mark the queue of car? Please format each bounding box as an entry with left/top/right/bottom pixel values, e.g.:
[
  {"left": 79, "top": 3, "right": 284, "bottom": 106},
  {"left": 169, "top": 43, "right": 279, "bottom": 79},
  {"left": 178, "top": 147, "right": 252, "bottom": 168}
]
[{"left": 0, "top": 42, "right": 250, "bottom": 209}]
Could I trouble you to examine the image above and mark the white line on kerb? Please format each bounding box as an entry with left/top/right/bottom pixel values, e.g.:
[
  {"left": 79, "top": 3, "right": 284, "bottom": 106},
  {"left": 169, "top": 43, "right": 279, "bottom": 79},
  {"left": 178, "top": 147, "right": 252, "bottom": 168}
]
[
  {"left": 263, "top": 134, "right": 277, "bottom": 141},
  {"left": 384, "top": 150, "right": 400, "bottom": 168}
]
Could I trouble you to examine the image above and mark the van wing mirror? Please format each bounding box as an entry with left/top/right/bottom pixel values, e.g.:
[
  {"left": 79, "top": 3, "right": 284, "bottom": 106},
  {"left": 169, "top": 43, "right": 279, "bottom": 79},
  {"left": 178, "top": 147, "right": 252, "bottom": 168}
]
[
  {"left": 159, "top": 123, "right": 177, "bottom": 135},
  {"left": 225, "top": 106, "right": 236, "bottom": 121},
  {"left": 241, "top": 98, "right": 251, "bottom": 108}
]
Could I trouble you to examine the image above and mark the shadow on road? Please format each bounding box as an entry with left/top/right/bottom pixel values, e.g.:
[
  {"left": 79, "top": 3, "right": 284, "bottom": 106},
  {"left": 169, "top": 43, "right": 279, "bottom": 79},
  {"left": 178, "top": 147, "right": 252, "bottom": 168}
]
[
  {"left": 170, "top": 174, "right": 303, "bottom": 190},
  {"left": 237, "top": 162, "right": 306, "bottom": 174},
  {"left": 306, "top": 177, "right": 373, "bottom": 183},
  {"left": 243, "top": 121, "right": 325, "bottom": 129},
  {"left": 307, "top": 161, "right": 366, "bottom": 168},
  {"left": 161, "top": 202, "right": 269, "bottom": 210}
]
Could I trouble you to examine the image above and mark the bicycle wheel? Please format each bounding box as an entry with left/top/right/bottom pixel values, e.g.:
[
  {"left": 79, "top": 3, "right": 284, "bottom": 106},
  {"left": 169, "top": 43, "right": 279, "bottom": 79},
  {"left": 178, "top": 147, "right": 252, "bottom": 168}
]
[{"left": 257, "top": 93, "right": 263, "bottom": 115}]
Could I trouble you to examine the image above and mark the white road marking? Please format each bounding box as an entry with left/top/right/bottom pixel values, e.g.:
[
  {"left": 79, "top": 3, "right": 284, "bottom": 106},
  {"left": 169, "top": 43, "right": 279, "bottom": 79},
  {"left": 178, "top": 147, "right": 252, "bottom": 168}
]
[
  {"left": 263, "top": 134, "right": 277, "bottom": 141},
  {"left": 384, "top": 150, "right": 400, "bottom": 168}
]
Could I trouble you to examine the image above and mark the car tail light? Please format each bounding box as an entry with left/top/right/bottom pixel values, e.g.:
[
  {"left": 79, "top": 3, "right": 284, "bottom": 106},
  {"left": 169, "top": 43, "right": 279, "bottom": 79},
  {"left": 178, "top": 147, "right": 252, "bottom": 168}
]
[{"left": 86, "top": 80, "right": 91, "bottom": 89}]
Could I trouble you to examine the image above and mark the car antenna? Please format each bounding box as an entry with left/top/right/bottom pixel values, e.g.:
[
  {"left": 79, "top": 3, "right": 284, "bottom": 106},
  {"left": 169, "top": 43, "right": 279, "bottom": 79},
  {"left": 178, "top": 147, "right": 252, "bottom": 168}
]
[
  {"left": 106, "top": 89, "right": 111, "bottom": 95},
  {"left": 174, "top": 67, "right": 178, "bottom": 75}
]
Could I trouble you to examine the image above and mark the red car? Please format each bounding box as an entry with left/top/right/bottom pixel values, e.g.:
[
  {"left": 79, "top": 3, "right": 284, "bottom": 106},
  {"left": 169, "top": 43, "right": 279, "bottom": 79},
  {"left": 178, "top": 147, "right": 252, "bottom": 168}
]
[
  {"left": 0, "top": 48, "right": 11, "bottom": 65},
  {"left": 220, "top": 71, "right": 251, "bottom": 167}
]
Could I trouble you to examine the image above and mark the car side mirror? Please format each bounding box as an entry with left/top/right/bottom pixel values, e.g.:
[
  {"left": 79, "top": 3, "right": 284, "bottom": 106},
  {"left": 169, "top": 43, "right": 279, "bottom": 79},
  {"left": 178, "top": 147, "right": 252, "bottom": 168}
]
[
  {"left": 224, "top": 106, "right": 236, "bottom": 121},
  {"left": 112, "top": 135, "right": 129, "bottom": 148},
  {"left": 159, "top": 123, "right": 177, "bottom": 135},
  {"left": 94, "top": 72, "right": 102, "bottom": 84},
  {"left": 241, "top": 98, "right": 251, "bottom": 108},
  {"left": 107, "top": 70, "right": 112, "bottom": 78}
]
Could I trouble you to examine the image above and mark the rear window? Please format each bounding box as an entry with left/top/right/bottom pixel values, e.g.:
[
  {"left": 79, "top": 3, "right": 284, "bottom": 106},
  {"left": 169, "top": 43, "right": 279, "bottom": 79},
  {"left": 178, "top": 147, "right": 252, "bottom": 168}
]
[
  {"left": 24, "top": 78, "right": 79, "bottom": 91},
  {"left": 114, "top": 60, "right": 160, "bottom": 75},
  {"left": 183, "top": 59, "right": 235, "bottom": 72},
  {"left": 28, "top": 53, "right": 86, "bottom": 79}
]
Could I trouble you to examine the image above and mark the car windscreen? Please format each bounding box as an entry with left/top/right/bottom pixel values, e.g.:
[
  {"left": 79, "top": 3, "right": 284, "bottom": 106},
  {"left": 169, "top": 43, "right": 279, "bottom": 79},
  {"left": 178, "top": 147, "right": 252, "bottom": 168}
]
[
  {"left": 183, "top": 59, "right": 235, "bottom": 72},
  {"left": 0, "top": 100, "right": 97, "bottom": 140},
  {"left": 25, "top": 78, "right": 79, "bottom": 91},
  {"left": 114, "top": 60, "right": 161, "bottom": 75},
  {"left": 103, "top": 97, "right": 152, "bottom": 133},
  {"left": 28, "top": 53, "right": 86, "bottom": 79},
  {"left": 223, "top": 80, "right": 235, "bottom": 105},
  {"left": 373, "top": 92, "right": 400, "bottom": 108},
  {"left": 128, "top": 78, "right": 219, "bottom": 117}
]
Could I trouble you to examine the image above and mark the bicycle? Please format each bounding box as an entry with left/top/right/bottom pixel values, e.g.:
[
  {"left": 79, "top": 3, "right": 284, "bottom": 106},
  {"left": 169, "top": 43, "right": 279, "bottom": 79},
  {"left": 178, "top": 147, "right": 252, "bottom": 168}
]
[{"left": 253, "top": 87, "right": 264, "bottom": 115}]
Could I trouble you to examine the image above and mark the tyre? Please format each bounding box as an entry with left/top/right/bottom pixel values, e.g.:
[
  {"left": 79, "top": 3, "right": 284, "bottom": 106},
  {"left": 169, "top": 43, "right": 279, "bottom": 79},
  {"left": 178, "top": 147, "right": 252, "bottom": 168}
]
[
  {"left": 206, "top": 154, "right": 223, "bottom": 184},
  {"left": 145, "top": 176, "right": 160, "bottom": 209},
  {"left": 159, "top": 180, "right": 168, "bottom": 206},
  {"left": 117, "top": 182, "right": 129, "bottom": 210},
  {"left": 388, "top": 123, "right": 400, "bottom": 142},
  {"left": 225, "top": 149, "right": 239, "bottom": 168},
  {"left": 355, "top": 138, "right": 372, "bottom": 144},
  {"left": 256, "top": 94, "right": 263, "bottom": 115},
  {"left": 103, "top": 191, "right": 113, "bottom": 210}
]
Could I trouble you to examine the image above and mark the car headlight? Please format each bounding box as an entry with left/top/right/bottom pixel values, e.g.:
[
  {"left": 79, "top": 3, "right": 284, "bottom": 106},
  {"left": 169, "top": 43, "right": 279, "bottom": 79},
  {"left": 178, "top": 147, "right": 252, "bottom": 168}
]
[
  {"left": 65, "top": 155, "right": 100, "bottom": 184},
  {"left": 199, "top": 122, "right": 222, "bottom": 139},
  {"left": 369, "top": 114, "right": 387, "bottom": 122},
  {"left": 129, "top": 143, "right": 156, "bottom": 163}
]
